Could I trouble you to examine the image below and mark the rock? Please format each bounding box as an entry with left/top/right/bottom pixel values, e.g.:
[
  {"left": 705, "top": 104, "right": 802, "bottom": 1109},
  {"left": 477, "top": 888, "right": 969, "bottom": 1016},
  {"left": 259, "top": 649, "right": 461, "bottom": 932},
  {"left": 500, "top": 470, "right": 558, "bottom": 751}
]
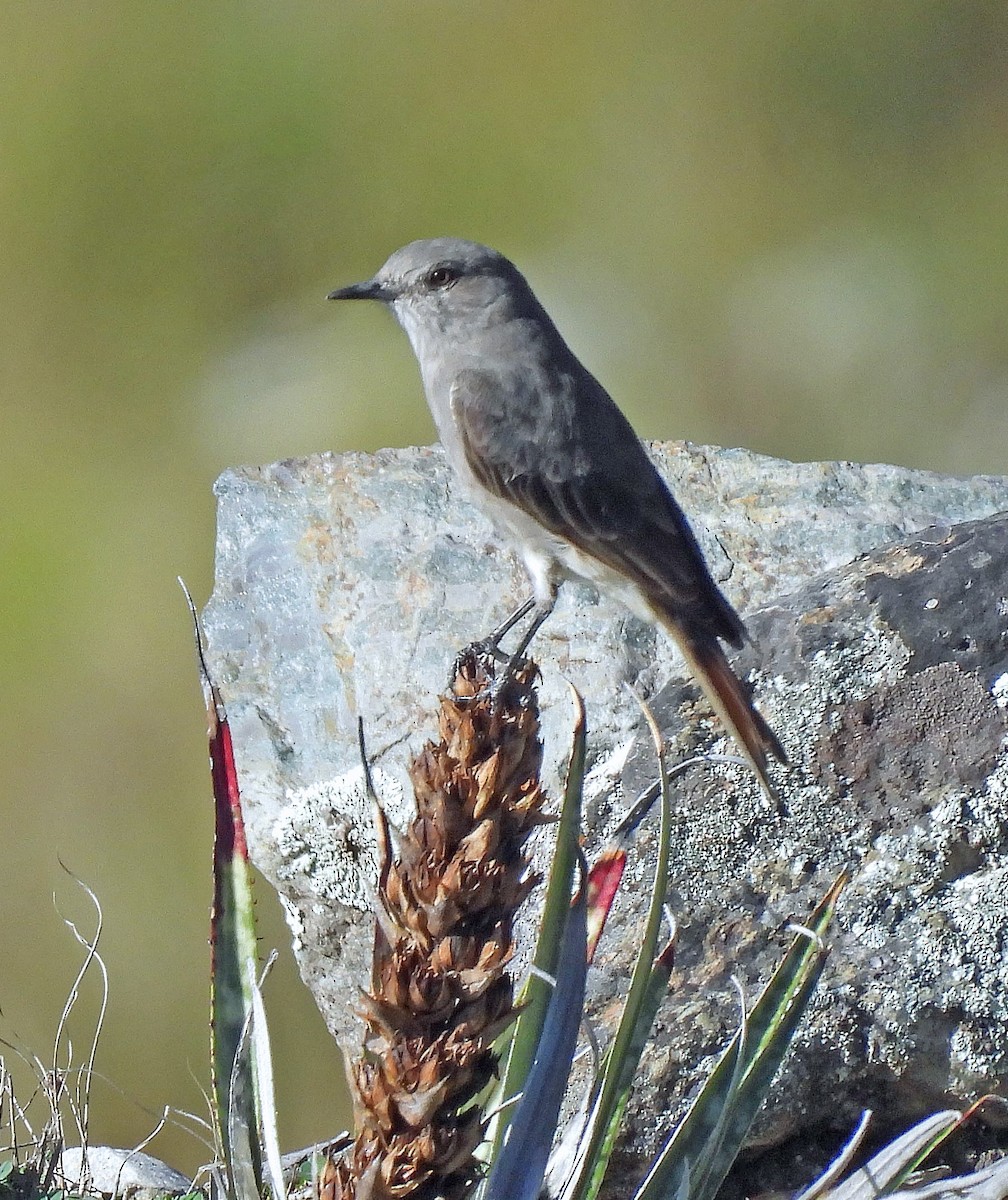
[
  {"left": 202, "top": 442, "right": 1008, "bottom": 1159},
  {"left": 59, "top": 1146, "right": 192, "bottom": 1197}
]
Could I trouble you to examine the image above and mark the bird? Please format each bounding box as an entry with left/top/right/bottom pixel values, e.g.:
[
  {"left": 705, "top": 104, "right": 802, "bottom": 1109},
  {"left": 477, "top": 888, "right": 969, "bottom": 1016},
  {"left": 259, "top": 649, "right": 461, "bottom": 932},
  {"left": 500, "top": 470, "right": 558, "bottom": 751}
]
[{"left": 328, "top": 238, "right": 785, "bottom": 794}]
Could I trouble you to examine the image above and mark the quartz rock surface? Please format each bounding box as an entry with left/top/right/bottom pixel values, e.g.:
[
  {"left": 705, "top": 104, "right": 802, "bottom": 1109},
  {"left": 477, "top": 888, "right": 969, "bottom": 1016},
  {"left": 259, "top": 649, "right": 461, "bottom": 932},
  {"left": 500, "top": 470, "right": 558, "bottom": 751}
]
[{"left": 203, "top": 442, "right": 1008, "bottom": 1158}]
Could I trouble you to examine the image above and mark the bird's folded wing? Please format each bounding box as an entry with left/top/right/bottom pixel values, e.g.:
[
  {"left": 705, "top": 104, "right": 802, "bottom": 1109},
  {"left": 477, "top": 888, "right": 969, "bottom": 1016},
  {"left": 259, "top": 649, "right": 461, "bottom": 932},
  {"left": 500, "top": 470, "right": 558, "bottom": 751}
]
[{"left": 451, "top": 367, "right": 744, "bottom": 646}]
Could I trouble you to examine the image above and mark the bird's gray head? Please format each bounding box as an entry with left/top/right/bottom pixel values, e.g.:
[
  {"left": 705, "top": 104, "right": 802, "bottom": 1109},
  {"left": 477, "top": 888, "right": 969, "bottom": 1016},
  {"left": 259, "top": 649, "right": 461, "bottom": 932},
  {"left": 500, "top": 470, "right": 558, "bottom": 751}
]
[{"left": 328, "top": 238, "right": 535, "bottom": 356}]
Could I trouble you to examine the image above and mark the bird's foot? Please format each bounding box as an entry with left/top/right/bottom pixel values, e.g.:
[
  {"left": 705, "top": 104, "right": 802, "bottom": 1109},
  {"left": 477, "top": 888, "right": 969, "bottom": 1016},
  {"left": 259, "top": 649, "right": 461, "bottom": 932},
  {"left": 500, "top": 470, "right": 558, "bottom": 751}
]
[
  {"left": 447, "top": 594, "right": 552, "bottom": 707},
  {"left": 446, "top": 640, "right": 503, "bottom": 699},
  {"left": 448, "top": 641, "right": 539, "bottom": 712}
]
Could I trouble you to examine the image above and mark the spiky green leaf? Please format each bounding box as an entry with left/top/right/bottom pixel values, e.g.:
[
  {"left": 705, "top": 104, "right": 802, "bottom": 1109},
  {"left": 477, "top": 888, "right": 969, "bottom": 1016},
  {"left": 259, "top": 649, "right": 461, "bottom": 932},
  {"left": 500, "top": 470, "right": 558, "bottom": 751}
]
[
  {"left": 566, "top": 696, "right": 673, "bottom": 1200},
  {"left": 819, "top": 1111, "right": 961, "bottom": 1200},
  {"left": 489, "top": 686, "right": 585, "bottom": 1157},
  {"left": 633, "top": 873, "right": 846, "bottom": 1200},
  {"left": 182, "top": 581, "right": 261, "bottom": 1195},
  {"left": 483, "top": 851, "right": 589, "bottom": 1200}
]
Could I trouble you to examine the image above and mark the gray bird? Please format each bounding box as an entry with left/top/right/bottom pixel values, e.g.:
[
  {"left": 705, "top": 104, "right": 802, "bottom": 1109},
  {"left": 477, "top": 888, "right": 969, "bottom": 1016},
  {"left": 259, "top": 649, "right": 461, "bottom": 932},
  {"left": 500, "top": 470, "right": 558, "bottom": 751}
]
[{"left": 329, "top": 238, "right": 785, "bottom": 793}]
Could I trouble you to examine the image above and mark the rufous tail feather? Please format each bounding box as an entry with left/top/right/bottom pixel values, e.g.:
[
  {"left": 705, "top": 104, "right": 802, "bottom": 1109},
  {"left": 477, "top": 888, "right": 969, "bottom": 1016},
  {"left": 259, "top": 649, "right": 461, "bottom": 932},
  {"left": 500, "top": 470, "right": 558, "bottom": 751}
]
[{"left": 673, "top": 633, "right": 786, "bottom": 801}]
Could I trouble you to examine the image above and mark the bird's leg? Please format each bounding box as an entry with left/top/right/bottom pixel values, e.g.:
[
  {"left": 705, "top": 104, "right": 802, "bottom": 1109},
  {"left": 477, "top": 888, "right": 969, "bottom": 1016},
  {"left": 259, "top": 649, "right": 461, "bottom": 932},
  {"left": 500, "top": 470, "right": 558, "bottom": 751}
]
[
  {"left": 480, "top": 595, "right": 538, "bottom": 657},
  {"left": 506, "top": 597, "right": 554, "bottom": 664},
  {"left": 448, "top": 595, "right": 537, "bottom": 693},
  {"left": 451, "top": 595, "right": 556, "bottom": 705},
  {"left": 453, "top": 566, "right": 558, "bottom": 702},
  {"left": 488, "top": 595, "right": 556, "bottom": 711}
]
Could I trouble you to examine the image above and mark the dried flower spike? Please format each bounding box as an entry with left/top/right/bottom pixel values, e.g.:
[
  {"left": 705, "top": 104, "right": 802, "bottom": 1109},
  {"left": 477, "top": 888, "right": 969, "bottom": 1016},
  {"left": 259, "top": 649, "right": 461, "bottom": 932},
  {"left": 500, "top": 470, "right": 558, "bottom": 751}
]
[{"left": 337, "top": 649, "right": 550, "bottom": 1200}]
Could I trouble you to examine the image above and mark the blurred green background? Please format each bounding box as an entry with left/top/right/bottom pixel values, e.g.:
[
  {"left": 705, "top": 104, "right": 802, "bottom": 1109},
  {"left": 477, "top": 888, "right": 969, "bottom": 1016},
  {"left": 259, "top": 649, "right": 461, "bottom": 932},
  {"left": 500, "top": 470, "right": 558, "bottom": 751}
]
[{"left": 3, "top": 0, "right": 1008, "bottom": 1178}]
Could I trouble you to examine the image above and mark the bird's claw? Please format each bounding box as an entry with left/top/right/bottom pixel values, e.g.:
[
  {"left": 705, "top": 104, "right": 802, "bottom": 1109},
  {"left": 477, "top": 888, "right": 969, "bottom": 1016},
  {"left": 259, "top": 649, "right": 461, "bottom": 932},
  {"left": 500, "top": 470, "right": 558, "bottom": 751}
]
[
  {"left": 448, "top": 640, "right": 537, "bottom": 712},
  {"left": 447, "top": 640, "right": 502, "bottom": 700}
]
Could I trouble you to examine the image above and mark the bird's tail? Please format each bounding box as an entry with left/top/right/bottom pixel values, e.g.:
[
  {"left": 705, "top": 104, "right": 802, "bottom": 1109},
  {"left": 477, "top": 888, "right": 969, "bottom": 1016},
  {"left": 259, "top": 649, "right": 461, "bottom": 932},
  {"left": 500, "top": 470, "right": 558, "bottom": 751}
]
[{"left": 672, "top": 631, "right": 787, "bottom": 802}]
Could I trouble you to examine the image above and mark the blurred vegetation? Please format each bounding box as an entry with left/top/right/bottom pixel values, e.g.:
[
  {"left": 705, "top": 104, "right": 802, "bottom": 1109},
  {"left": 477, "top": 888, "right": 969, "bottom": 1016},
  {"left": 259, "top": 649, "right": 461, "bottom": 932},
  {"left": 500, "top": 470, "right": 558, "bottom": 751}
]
[{"left": 2, "top": 0, "right": 1007, "bottom": 1178}]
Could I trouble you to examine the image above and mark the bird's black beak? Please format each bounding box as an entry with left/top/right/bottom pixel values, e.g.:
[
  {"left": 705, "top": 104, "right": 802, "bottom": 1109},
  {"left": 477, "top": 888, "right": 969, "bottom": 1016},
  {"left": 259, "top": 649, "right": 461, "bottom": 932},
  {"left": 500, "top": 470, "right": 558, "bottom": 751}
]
[{"left": 327, "top": 278, "right": 394, "bottom": 302}]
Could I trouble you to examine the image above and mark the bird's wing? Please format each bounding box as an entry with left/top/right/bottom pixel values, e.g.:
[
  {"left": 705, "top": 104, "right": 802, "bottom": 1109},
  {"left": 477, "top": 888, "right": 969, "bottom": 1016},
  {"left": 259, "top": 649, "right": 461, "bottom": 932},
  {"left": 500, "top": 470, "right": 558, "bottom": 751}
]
[{"left": 450, "top": 365, "right": 745, "bottom": 647}]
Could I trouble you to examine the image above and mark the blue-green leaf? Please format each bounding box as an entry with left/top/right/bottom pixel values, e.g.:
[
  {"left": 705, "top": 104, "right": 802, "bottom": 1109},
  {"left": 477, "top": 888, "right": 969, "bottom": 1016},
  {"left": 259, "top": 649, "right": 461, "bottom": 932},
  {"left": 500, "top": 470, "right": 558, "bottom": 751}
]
[
  {"left": 482, "top": 851, "right": 589, "bottom": 1200},
  {"left": 490, "top": 686, "right": 586, "bottom": 1157}
]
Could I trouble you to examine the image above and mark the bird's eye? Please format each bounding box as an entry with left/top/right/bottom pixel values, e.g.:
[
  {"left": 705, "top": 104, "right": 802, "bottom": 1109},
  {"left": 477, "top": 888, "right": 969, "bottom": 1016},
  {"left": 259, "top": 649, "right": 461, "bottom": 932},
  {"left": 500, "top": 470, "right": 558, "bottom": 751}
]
[{"left": 427, "top": 265, "right": 457, "bottom": 288}]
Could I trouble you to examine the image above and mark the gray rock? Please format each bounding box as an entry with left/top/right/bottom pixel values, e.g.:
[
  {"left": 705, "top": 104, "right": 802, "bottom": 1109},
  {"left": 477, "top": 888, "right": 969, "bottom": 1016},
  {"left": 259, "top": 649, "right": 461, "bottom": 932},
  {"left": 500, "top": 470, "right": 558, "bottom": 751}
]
[
  {"left": 59, "top": 1146, "right": 192, "bottom": 1197},
  {"left": 202, "top": 442, "right": 1008, "bottom": 1159}
]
